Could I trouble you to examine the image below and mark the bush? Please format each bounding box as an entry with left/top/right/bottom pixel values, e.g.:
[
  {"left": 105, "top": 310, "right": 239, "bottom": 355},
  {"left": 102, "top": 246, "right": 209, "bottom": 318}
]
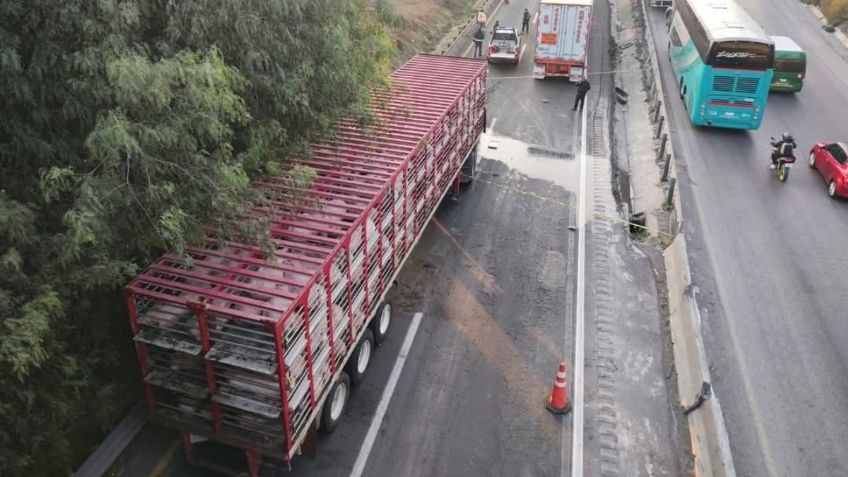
[{"left": 0, "top": 1, "right": 394, "bottom": 475}]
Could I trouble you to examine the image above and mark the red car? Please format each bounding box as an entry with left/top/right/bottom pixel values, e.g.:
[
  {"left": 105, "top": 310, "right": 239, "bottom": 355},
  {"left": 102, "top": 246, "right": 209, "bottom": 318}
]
[{"left": 809, "top": 142, "right": 848, "bottom": 198}]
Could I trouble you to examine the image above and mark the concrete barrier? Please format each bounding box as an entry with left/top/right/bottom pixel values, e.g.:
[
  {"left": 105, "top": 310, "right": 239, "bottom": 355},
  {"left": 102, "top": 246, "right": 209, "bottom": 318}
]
[
  {"left": 72, "top": 402, "right": 147, "bottom": 477},
  {"left": 664, "top": 234, "right": 707, "bottom": 401},
  {"left": 631, "top": 7, "right": 735, "bottom": 473},
  {"left": 436, "top": 0, "right": 500, "bottom": 56},
  {"left": 664, "top": 234, "right": 736, "bottom": 477},
  {"left": 633, "top": 0, "right": 683, "bottom": 237}
]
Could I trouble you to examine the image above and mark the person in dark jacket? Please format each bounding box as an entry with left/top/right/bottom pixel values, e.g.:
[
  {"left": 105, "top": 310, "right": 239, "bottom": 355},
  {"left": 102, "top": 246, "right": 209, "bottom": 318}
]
[
  {"left": 522, "top": 8, "right": 532, "bottom": 34},
  {"left": 573, "top": 76, "right": 591, "bottom": 111},
  {"left": 473, "top": 27, "right": 485, "bottom": 58},
  {"left": 770, "top": 132, "right": 797, "bottom": 168}
]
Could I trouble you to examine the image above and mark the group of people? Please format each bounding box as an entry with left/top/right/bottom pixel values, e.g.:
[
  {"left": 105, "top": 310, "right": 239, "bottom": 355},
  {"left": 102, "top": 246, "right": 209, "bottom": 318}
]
[
  {"left": 472, "top": 7, "right": 532, "bottom": 58},
  {"left": 472, "top": 7, "right": 592, "bottom": 113}
]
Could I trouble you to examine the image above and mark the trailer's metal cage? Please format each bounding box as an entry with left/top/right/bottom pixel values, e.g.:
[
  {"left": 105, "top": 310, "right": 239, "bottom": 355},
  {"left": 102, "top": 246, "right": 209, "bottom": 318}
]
[{"left": 124, "top": 54, "right": 487, "bottom": 464}]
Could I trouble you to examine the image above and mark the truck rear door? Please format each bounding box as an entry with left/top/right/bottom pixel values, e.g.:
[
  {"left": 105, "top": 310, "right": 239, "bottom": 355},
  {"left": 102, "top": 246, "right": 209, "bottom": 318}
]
[{"left": 536, "top": 3, "right": 591, "bottom": 64}]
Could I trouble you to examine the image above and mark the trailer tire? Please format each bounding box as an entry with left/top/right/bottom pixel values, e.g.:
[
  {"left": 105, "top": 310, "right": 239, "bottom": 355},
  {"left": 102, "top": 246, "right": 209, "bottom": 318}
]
[
  {"left": 320, "top": 372, "right": 350, "bottom": 433},
  {"left": 370, "top": 301, "right": 392, "bottom": 345},
  {"left": 346, "top": 329, "right": 374, "bottom": 385}
]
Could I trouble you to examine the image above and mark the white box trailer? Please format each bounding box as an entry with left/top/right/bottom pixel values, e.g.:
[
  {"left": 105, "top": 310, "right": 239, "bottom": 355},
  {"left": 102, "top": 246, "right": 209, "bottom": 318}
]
[{"left": 533, "top": 0, "right": 592, "bottom": 81}]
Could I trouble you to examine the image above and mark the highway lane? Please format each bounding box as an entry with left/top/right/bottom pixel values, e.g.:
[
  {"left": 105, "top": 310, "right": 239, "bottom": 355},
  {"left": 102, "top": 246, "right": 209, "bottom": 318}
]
[
  {"left": 645, "top": 1, "right": 848, "bottom": 475},
  {"left": 346, "top": 1, "right": 582, "bottom": 475}
]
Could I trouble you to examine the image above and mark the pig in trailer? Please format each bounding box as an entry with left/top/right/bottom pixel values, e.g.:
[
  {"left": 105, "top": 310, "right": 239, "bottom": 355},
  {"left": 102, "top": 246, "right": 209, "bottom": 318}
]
[
  {"left": 123, "top": 54, "right": 487, "bottom": 476},
  {"left": 533, "top": 0, "right": 593, "bottom": 81}
]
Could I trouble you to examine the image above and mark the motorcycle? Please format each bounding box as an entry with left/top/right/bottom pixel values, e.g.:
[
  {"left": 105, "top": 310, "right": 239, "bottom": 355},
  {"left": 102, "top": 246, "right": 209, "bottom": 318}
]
[{"left": 769, "top": 137, "right": 796, "bottom": 182}]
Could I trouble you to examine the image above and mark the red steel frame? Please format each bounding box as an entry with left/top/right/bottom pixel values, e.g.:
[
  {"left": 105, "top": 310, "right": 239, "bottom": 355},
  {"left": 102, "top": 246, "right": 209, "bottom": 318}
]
[{"left": 124, "top": 54, "right": 487, "bottom": 472}]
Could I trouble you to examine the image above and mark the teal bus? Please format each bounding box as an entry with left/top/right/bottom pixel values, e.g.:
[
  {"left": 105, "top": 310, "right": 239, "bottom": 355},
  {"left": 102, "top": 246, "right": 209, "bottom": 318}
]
[
  {"left": 769, "top": 36, "right": 806, "bottom": 93},
  {"left": 667, "top": 0, "right": 774, "bottom": 129}
]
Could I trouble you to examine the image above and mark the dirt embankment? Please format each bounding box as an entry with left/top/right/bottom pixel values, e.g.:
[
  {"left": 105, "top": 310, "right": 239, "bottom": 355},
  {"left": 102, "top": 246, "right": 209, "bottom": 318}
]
[{"left": 384, "top": 0, "right": 479, "bottom": 63}]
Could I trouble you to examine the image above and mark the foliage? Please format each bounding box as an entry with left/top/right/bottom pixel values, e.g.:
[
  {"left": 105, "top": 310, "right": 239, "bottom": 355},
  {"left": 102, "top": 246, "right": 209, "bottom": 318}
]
[
  {"left": 824, "top": 0, "right": 848, "bottom": 25},
  {"left": 0, "top": 0, "right": 393, "bottom": 475}
]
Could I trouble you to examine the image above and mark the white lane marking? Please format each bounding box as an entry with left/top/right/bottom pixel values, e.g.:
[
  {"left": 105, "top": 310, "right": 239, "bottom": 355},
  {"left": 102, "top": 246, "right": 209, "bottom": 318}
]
[
  {"left": 350, "top": 312, "right": 423, "bottom": 477},
  {"left": 533, "top": 11, "right": 539, "bottom": 24},
  {"left": 490, "top": 117, "right": 498, "bottom": 133},
  {"left": 569, "top": 92, "right": 589, "bottom": 477}
]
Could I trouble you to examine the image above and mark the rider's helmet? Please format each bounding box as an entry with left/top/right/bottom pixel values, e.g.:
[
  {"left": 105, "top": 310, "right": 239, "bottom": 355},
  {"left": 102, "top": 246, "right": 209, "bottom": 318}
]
[{"left": 782, "top": 131, "right": 794, "bottom": 142}]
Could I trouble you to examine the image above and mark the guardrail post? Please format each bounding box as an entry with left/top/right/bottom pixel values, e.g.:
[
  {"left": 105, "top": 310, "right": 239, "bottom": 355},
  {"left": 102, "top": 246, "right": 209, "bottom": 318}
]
[
  {"left": 661, "top": 153, "right": 672, "bottom": 182},
  {"left": 653, "top": 100, "right": 662, "bottom": 123},
  {"left": 658, "top": 132, "right": 668, "bottom": 161},
  {"left": 665, "top": 177, "right": 676, "bottom": 208},
  {"left": 655, "top": 115, "right": 664, "bottom": 139}
]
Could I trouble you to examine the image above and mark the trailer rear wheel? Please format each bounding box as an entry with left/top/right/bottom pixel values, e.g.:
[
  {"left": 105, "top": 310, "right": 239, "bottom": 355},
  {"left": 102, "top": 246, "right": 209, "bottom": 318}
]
[
  {"left": 371, "top": 301, "right": 392, "bottom": 345},
  {"left": 346, "top": 329, "right": 374, "bottom": 385},
  {"left": 320, "top": 372, "right": 350, "bottom": 433}
]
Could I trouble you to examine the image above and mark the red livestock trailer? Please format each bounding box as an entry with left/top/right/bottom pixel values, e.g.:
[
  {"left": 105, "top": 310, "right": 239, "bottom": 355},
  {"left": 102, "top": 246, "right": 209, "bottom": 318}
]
[{"left": 123, "top": 54, "right": 487, "bottom": 476}]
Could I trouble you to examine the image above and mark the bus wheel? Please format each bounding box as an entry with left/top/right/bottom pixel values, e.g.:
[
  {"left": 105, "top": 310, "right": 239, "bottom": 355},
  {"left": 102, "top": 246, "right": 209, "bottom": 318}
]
[
  {"left": 370, "top": 301, "right": 392, "bottom": 345},
  {"left": 346, "top": 329, "right": 374, "bottom": 385},
  {"left": 320, "top": 372, "right": 350, "bottom": 433}
]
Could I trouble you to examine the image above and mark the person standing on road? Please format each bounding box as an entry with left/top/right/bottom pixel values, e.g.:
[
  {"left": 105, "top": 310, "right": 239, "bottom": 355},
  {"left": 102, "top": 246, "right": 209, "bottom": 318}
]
[
  {"left": 573, "top": 76, "right": 591, "bottom": 111},
  {"left": 477, "top": 9, "right": 487, "bottom": 28},
  {"left": 522, "top": 8, "right": 531, "bottom": 34},
  {"left": 473, "top": 26, "right": 485, "bottom": 58}
]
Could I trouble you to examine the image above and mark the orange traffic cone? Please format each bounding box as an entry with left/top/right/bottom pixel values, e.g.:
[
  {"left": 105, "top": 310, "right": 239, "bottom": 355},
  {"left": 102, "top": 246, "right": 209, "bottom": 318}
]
[{"left": 546, "top": 362, "right": 572, "bottom": 414}]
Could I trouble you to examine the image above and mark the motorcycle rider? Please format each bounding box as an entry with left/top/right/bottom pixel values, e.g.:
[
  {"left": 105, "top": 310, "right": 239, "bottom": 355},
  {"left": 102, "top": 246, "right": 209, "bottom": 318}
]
[{"left": 770, "top": 132, "right": 797, "bottom": 169}]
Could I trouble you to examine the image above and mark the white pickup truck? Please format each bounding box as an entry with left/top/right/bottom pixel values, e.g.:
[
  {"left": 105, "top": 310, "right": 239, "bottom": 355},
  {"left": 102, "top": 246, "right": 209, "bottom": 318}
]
[{"left": 487, "top": 27, "right": 522, "bottom": 64}]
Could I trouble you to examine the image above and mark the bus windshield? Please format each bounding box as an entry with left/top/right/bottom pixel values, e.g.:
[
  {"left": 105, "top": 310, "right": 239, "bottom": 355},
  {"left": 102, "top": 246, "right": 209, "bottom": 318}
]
[
  {"left": 709, "top": 41, "right": 774, "bottom": 70},
  {"left": 774, "top": 57, "right": 805, "bottom": 73}
]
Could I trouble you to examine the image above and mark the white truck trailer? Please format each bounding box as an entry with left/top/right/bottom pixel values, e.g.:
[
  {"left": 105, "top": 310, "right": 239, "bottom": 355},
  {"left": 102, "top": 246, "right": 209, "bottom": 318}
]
[{"left": 533, "top": 0, "right": 593, "bottom": 81}]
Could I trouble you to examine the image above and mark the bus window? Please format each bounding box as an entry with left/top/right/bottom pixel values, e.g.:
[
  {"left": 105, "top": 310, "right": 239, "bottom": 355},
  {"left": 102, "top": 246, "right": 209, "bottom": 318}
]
[
  {"left": 709, "top": 41, "right": 774, "bottom": 70},
  {"left": 670, "top": 26, "right": 683, "bottom": 48},
  {"left": 774, "top": 58, "right": 805, "bottom": 73}
]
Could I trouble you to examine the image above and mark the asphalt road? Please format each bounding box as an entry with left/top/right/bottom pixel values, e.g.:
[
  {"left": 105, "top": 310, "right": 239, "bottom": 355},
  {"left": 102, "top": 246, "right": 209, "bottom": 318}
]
[{"left": 645, "top": 1, "right": 848, "bottom": 475}]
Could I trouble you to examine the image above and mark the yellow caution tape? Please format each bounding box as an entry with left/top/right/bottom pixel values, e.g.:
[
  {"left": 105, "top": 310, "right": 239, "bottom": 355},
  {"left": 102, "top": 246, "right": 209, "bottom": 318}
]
[{"left": 464, "top": 175, "right": 674, "bottom": 238}]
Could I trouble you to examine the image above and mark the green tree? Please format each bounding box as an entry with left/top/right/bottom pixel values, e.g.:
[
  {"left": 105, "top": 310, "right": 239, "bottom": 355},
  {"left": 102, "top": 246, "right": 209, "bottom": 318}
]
[
  {"left": 0, "top": 1, "right": 393, "bottom": 475},
  {"left": 153, "top": 0, "right": 394, "bottom": 171}
]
